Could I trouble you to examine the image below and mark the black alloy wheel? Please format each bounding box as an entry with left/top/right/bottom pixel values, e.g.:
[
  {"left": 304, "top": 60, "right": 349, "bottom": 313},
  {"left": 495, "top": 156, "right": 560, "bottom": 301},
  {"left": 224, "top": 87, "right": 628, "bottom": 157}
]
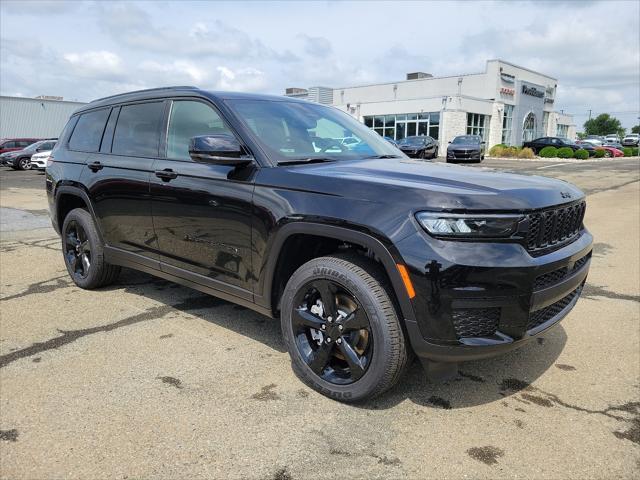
[
  {"left": 291, "top": 279, "right": 373, "bottom": 385},
  {"left": 64, "top": 219, "right": 92, "bottom": 278}
]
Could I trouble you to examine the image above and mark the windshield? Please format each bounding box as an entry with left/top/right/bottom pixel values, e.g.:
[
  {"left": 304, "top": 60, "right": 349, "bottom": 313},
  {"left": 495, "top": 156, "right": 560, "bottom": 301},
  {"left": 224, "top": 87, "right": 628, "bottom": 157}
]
[
  {"left": 452, "top": 135, "right": 480, "bottom": 144},
  {"left": 398, "top": 136, "right": 426, "bottom": 146},
  {"left": 226, "top": 99, "right": 402, "bottom": 163}
]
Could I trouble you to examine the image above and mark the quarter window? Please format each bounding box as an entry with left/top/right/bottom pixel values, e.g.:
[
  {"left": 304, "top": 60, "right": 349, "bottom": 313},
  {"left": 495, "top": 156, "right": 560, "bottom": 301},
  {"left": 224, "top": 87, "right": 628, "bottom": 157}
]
[
  {"left": 112, "top": 102, "right": 164, "bottom": 157},
  {"left": 166, "top": 101, "right": 233, "bottom": 160},
  {"left": 68, "top": 108, "right": 110, "bottom": 152}
]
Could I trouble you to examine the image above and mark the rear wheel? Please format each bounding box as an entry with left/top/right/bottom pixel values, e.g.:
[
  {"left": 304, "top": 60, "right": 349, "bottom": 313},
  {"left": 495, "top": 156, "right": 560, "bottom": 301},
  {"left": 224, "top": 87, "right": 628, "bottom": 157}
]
[
  {"left": 281, "top": 254, "right": 410, "bottom": 402},
  {"left": 62, "top": 208, "right": 120, "bottom": 289}
]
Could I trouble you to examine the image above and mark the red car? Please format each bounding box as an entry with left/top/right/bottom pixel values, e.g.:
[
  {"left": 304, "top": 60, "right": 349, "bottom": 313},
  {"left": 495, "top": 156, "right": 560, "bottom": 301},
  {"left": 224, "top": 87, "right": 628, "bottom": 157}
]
[
  {"left": 595, "top": 145, "right": 624, "bottom": 157},
  {"left": 0, "top": 138, "right": 40, "bottom": 155}
]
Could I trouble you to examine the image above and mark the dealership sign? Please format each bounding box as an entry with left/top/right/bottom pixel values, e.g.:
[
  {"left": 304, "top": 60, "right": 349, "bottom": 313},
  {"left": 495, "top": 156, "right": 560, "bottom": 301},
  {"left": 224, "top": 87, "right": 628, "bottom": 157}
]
[
  {"left": 500, "top": 87, "right": 515, "bottom": 95},
  {"left": 500, "top": 72, "right": 515, "bottom": 84},
  {"left": 522, "top": 85, "right": 544, "bottom": 98}
]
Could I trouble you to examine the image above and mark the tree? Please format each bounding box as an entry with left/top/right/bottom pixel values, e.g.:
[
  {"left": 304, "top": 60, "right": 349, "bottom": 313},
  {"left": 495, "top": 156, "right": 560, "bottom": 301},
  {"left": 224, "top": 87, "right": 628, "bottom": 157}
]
[
  {"left": 632, "top": 125, "right": 640, "bottom": 134},
  {"left": 583, "top": 113, "right": 625, "bottom": 138}
]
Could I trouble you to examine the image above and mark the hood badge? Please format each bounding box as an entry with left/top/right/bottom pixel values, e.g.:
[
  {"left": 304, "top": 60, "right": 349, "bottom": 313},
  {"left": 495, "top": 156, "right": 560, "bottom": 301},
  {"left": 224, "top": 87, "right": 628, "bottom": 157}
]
[{"left": 560, "top": 191, "right": 572, "bottom": 199}]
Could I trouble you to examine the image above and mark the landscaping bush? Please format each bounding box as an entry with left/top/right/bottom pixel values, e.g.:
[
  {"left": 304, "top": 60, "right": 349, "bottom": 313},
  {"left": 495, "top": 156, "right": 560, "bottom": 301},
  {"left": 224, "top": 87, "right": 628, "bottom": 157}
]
[
  {"left": 557, "top": 147, "right": 574, "bottom": 159},
  {"left": 594, "top": 149, "right": 606, "bottom": 158},
  {"left": 573, "top": 149, "right": 589, "bottom": 159},
  {"left": 539, "top": 146, "right": 558, "bottom": 158},
  {"left": 623, "top": 147, "right": 639, "bottom": 157},
  {"left": 489, "top": 145, "right": 505, "bottom": 156},
  {"left": 503, "top": 146, "right": 520, "bottom": 157},
  {"left": 517, "top": 147, "right": 535, "bottom": 159}
]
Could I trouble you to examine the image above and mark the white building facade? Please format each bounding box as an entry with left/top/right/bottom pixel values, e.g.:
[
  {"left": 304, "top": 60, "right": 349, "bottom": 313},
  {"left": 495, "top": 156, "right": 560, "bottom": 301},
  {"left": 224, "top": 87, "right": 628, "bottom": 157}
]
[{"left": 287, "top": 60, "right": 576, "bottom": 148}]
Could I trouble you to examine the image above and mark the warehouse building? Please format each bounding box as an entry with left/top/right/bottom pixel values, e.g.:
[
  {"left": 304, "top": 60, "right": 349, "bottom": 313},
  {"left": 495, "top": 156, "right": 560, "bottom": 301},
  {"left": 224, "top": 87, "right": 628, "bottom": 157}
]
[
  {"left": 0, "top": 96, "right": 86, "bottom": 139},
  {"left": 286, "top": 59, "right": 575, "bottom": 148}
]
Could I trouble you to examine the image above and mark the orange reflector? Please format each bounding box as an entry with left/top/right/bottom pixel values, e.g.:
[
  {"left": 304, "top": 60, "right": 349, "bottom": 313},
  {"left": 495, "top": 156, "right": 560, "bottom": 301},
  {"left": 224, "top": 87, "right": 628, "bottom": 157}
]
[{"left": 396, "top": 264, "right": 416, "bottom": 299}]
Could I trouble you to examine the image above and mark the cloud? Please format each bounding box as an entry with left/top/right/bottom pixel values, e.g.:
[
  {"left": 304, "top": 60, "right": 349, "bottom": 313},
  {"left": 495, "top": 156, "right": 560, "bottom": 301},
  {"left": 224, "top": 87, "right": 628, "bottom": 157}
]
[
  {"left": 0, "top": 0, "right": 79, "bottom": 15},
  {"left": 62, "top": 51, "right": 125, "bottom": 81},
  {"left": 297, "top": 34, "right": 332, "bottom": 58}
]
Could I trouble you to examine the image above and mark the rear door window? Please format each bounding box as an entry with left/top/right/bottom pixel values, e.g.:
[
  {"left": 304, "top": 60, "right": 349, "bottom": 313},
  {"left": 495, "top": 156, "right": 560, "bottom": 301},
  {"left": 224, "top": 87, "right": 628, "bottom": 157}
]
[
  {"left": 69, "top": 109, "right": 110, "bottom": 152},
  {"left": 2, "top": 141, "right": 16, "bottom": 148},
  {"left": 112, "top": 102, "right": 164, "bottom": 157}
]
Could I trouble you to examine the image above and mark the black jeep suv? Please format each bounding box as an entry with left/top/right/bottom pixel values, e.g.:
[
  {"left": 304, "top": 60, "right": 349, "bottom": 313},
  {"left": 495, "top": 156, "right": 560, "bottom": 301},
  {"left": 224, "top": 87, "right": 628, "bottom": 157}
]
[{"left": 47, "top": 87, "right": 592, "bottom": 402}]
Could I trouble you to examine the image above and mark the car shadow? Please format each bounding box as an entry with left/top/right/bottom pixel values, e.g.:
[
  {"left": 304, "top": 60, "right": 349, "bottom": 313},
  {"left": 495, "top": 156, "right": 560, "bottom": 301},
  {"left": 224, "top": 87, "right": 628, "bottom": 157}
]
[{"left": 110, "top": 268, "right": 567, "bottom": 410}]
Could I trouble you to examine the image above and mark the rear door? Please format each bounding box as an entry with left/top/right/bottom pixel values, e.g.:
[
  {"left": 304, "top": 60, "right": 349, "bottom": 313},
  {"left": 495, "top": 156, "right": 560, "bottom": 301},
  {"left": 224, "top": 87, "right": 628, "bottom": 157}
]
[
  {"left": 80, "top": 101, "right": 165, "bottom": 264},
  {"left": 150, "top": 98, "right": 254, "bottom": 297}
]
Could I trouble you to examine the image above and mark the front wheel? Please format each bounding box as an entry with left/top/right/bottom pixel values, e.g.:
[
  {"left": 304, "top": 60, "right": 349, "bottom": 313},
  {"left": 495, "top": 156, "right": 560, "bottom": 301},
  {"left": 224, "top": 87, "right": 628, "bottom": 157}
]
[
  {"left": 281, "top": 254, "right": 410, "bottom": 402},
  {"left": 432, "top": 148, "right": 439, "bottom": 159},
  {"left": 604, "top": 150, "right": 612, "bottom": 158}
]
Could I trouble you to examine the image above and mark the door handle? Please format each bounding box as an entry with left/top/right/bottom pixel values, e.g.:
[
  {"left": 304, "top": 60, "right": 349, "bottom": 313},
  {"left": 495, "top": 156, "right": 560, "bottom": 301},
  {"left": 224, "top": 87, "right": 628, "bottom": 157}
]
[
  {"left": 155, "top": 169, "right": 178, "bottom": 181},
  {"left": 88, "top": 161, "right": 103, "bottom": 172}
]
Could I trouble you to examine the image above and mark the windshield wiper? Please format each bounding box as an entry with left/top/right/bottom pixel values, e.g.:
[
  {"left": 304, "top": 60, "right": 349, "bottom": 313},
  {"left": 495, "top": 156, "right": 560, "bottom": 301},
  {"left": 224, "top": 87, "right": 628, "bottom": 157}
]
[{"left": 277, "top": 157, "right": 337, "bottom": 165}]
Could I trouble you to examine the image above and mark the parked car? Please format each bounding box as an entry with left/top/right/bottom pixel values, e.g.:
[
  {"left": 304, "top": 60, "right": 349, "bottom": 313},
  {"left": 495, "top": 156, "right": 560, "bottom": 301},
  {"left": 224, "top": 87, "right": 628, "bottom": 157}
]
[
  {"left": 581, "top": 138, "right": 603, "bottom": 146},
  {"left": 0, "top": 138, "right": 40, "bottom": 155},
  {"left": 397, "top": 135, "right": 438, "bottom": 159},
  {"left": 1, "top": 139, "right": 57, "bottom": 170},
  {"left": 595, "top": 146, "right": 624, "bottom": 157},
  {"left": 523, "top": 136, "right": 583, "bottom": 154},
  {"left": 604, "top": 134, "right": 620, "bottom": 143},
  {"left": 604, "top": 141, "right": 625, "bottom": 151},
  {"left": 47, "top": 87, "right": 592, "bottom": 402},
  {"left": 574, "top": 141, "right": 597, "bottom": 156},
  {"left": 446, "top": 135, "right": 485, "bottom": 162},
  {"left": 622, "top": 133, "right": 639, "bottom": 147},
  {"left": 383, "top": 136, "right": 398, "bottom": 148},
  {"left": 30, "top": 149, "right": 54, "bottom": 170}
]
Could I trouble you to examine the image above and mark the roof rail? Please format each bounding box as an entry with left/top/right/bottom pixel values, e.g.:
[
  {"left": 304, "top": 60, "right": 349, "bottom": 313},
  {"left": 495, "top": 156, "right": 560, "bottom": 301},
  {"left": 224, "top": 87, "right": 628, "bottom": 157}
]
[{"left": 91, "top": 86, "right": 198, "bottom": 103}]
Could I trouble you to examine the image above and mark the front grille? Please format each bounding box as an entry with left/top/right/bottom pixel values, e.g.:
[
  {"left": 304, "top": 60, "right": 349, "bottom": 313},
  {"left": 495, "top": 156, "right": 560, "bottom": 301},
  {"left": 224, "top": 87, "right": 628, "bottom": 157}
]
[
  {"left": 533, "top": 253, "right": 591, "bottom": 290},
  {"left": 452, "top": 307, "right": 500, "bottom": 338},
  {"left": 525, "top": 202, "right": 586, "bottom": 255},
  {"left": 527, "top": 286, "right": 582, "bottom": 331}
]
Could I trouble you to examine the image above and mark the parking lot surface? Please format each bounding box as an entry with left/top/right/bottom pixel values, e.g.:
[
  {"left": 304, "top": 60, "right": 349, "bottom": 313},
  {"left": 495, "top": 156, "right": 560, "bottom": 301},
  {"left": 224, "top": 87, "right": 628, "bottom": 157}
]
[{"left": 1, "top": 158, "right": 639, "bottom": 479}]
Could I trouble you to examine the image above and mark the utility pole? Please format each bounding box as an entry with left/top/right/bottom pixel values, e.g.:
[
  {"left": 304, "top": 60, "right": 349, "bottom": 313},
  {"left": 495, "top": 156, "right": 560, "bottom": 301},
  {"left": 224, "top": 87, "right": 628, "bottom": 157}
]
[{"left": 588, "top": 109, "right": 592, "bottom": 120}]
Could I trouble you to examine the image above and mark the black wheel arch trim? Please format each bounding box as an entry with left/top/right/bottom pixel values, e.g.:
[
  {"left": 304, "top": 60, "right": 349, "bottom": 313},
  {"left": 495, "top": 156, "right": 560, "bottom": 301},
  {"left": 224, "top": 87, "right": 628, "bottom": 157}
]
[
  {"left": 257, "top": 222, "right": 416, "bottom": 323},
  {"left": 53, "top": 184, "right": 104, "bottom": 243}
]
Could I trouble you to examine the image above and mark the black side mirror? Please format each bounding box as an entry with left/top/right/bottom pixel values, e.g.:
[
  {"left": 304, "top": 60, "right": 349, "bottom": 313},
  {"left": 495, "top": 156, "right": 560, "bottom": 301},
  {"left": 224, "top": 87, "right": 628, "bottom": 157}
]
[
  {"left": 448, "top": 141, "right": 452, "bottom": 144},
  {"left": 481, "top": 141, "right": 486, "bottom": 144},
  {"left": 189, "top": 135, "right": 253, "bottom": 166}
]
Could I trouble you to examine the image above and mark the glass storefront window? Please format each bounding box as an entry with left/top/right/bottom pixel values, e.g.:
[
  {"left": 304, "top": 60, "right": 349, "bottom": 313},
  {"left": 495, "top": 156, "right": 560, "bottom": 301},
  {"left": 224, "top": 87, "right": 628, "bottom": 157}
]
[
  {"left": 362, "top": 112, "right": 441, "bottom": 141},
  {"left": 364, "top": 117, "right": 373, "bottom": 128},
  {"left": 429, "top": 126, "right": 439, "bottom": 139},
  {"left": 396, "top": 114, "right": 407, "bottom": 122},
  {"left": 407, "top": 122, "right": 417, "bottom": 136},
  {"left": 384, "top": 115, "right": 395, "bottom": 127},
  {"left": 430, "top": 112, "right": 440, "bottom": 125},
  {"left": 396, "top": 122, "right": 405, "bottom": 140},
  {"left": 374, "top": 116, "right": 384, "bottom": 128},
  {"left": 501, "top": 104, "right": 514, "bottom": 145},
  {"left": 467, "top": 113, "right": 490, "bottom": 141},
  {"left": 407, "top": 113, "right": 418, "bottom": 120},
  {"left": 418, "top": 122, "right": 428, "bottom": 136}
]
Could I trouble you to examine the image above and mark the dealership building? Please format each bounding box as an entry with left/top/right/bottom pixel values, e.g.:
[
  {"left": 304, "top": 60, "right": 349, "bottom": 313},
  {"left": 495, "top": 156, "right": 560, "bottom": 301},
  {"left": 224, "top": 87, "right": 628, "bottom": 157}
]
[{"left": 286, "top": 59, "right": 575, "bottom": 148}]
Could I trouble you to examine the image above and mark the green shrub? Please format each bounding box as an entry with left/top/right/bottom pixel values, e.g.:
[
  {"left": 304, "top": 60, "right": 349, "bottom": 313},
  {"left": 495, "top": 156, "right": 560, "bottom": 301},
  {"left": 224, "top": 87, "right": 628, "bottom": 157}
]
[
  {"left": 573, "top": 149, "right": 589, "bottom": 159},
  {"left": 594, "top": 149, "right": 606, "bottom": 158},
  {"left": 539, "top": 146, "right": 558, "bottom": 158},
  {"left": 624, "top": 147, "right": 639, "bottom": 156},
  {"left": 557, "top": 147, "right": 574, "bottom": 159},
  {"left": 518, "top": 147, "right": 535, "bottom": 159},
  {"left": 489, "top": 145, "right": 505, "bottom": 156}
]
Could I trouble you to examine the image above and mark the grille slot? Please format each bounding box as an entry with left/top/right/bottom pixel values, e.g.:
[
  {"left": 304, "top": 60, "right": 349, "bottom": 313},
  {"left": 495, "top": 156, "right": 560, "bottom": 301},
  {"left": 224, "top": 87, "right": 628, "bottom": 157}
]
[
  {"left": 533, "top": 253, "right": 591, "bottom": 291},
  {"left": 452, "top": 307, "right": 500, "bottom": 338},
  {"left": 527, "top": 286, "right": 582, "bottom": 331},
  {"left": 525, "top": 202, "right": 586, "bottom": 255}
]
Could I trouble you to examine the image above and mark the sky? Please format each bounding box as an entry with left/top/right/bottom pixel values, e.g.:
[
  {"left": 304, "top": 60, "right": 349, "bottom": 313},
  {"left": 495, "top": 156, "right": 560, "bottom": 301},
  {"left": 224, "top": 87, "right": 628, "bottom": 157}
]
[{"left": 1, "top": 0, "right": 639, "bottom": 130}]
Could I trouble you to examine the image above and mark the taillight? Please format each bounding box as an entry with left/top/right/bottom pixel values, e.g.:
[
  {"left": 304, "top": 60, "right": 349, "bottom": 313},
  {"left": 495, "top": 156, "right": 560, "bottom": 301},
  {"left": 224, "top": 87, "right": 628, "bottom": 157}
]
[{"left": 46, "top": 154, "right": 55, "bottom": 167}]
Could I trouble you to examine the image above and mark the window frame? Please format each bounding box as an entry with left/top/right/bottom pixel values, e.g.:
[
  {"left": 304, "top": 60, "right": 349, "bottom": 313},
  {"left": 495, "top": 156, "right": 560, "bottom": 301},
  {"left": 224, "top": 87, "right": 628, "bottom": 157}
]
[
  {"left": 162, "top": 97, "right": 241, "bottom": 163},
  {"left": 67, "top": 107, "right": 111, "bottom": 153}
]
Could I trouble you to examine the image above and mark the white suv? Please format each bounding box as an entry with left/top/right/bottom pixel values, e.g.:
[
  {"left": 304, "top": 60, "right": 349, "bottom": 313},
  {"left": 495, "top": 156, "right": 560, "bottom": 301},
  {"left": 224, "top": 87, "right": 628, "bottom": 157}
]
[
  {"left": 30, "top": 150, "right": 52, "bottom": 170},
  {"left": 622, "top": 134, "right": 639, "bottom": 147}
]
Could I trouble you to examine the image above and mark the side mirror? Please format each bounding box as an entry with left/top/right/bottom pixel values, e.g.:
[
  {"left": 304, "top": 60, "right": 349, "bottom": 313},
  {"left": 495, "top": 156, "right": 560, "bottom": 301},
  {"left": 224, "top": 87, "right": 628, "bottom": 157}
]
[
  {"left": 448, "top": 141, "right": 452, "bottom": 144},
  {"left": 189, "top": 135, "right": 253, "bottom": 166}
]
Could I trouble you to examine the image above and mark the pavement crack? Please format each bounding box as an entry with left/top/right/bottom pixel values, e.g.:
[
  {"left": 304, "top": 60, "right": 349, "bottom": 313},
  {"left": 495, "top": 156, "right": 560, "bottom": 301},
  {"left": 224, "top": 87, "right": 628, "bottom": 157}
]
[
  {"left": 0, "top": 295, "right": 223, "bottom": 368},
  {"left": 0, "top": 276, "right": 70, "bottom": 302},
  {"left": 582, "top": 283, "right": 639, "bottom": 303}
]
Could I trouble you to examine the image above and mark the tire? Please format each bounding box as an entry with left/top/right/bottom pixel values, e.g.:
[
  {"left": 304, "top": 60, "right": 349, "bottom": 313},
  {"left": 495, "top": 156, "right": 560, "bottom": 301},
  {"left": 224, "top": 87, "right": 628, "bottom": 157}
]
[
  {"left": 17, "top": 157, "right": 31, "bottom": 170},
  {"left": 280, "top": 253, "right": 410, "bottom": 402},
  {"left": 432, "top": 148, "right": 439, "bottom": 159},
  {"left": 604, "top": 150, "right": 612, "bottom": 158},
  {"left": 61, "top": 208, "right": 120, "bottom": 289},
  {"left": 419, "top": 150, "right": 426, "bottom": 160}
]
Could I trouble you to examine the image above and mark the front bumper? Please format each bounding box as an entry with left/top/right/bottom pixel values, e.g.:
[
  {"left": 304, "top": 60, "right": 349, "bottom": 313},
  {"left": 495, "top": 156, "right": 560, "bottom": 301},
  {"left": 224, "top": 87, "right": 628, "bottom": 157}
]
[
  {"left": 30, "top": 159, "right": 46, "bottom": 169},
  {"left": 447, "top": 150, "right": 481, "bottom": 161},
  {"left": 395, "top": 229, "right": 593, "bottom": 363}
]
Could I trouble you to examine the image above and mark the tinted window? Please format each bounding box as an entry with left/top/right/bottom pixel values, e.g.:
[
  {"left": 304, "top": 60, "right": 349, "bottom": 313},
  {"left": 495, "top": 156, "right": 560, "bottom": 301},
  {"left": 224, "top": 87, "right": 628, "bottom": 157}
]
[
  {"left": 39, "top": 141, "right": 56, "bottom": 150},
  {"left": 112, "top": 102, "right": 164, "bottom": 157},
  {"left": 17, "top": 141, "right": 32, "bottom": 147},
  {"left": 167, "top": 100, "right": 233, "bottom": 160},
  {"left": 69, "top": 109, "right": 110, "bottom": 152},
  {"left": 2, "top": 141, "right": 16, "bottom": 148}
]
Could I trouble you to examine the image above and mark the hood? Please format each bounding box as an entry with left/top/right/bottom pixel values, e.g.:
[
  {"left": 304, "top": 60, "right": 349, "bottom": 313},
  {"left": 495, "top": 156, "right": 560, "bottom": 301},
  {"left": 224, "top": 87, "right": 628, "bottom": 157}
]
[{"left": 277, "top": 158, "right": 584, "bottom": 211}]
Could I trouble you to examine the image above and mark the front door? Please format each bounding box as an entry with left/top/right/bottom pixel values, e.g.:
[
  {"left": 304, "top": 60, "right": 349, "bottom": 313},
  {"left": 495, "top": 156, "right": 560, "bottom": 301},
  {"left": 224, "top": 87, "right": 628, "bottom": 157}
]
[{"left": 150, "top": 99, "right": 255, "bottom": 298}]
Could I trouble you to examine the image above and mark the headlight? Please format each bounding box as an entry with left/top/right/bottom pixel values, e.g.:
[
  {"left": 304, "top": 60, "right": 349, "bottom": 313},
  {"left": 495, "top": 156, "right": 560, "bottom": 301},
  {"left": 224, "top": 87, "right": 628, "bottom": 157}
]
[{"left": 416, "top": 212, "right": 522, "bottom": 238}]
